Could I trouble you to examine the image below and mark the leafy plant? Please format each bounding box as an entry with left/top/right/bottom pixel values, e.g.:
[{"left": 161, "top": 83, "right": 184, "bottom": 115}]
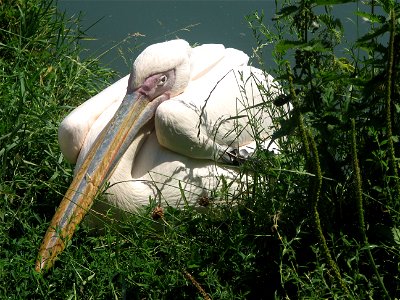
[{"left": 247, "top": 0, "right": 400, "bottom": 297}]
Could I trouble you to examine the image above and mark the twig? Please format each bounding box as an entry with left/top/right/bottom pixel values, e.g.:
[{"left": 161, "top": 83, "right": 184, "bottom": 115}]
[{"left": 182, "top": 269, "right": 211, "bottom": 300}]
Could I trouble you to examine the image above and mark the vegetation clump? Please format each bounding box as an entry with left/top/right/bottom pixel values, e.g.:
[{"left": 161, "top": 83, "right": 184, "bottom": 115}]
[{"left": 247, "top": 0, "right": 399, "bottom": 297}]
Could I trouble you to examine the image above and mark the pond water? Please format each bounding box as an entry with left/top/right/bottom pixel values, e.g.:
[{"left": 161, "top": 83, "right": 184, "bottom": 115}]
[{"left": 57, "top": 1, "right": 361, "bottom": 75}]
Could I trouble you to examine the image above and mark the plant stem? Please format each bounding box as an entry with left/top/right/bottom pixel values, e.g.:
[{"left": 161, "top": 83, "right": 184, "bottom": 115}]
[
  {"left": 351, "top": 119, "right": 390, "bottom": 299},
  {"left": 385, "top": 8, "right": 400, "bottom": 199},
  {"left": 182, "top": 269, "right": 211, "bottom": 300},
  {"left": 307, "top": 129, "right": 349, "bottom": 295},
  {"left": 286, "top": 62, "right": 310, "bottom": 163},
  {"left": 286, "top": 62, "right": 349, "bottom": 294}
]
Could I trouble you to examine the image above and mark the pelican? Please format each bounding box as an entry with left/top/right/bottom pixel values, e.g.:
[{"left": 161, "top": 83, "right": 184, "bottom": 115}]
[{"left": 35, "top": 39, "right": 282, "bottom": 272}]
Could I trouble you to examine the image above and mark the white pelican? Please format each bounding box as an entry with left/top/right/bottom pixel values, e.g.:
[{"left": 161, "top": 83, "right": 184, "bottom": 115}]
[{"left": 35, "top": 39, "right": 281, "bottom": 272}]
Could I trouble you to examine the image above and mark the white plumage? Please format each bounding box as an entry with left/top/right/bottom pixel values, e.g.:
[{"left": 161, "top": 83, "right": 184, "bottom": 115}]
[{"left": 59, "top": 40, "right": 279, "bottom": 214}]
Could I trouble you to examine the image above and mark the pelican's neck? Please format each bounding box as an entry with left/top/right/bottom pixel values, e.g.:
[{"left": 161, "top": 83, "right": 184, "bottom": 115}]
[
  {"left": 114, "top": 119, "right": 154, "bottom": 178},
  {"left": 103, "top": 120, "right": 155, "bottom": 212}
]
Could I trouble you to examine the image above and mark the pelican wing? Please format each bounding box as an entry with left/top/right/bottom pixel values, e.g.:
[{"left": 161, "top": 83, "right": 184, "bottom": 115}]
[
  {"left": 58, "top": 75, "right": 129, "bottom": 164},
  {"left": 155, "top": 62, "right": 280, "bottom": 162}
]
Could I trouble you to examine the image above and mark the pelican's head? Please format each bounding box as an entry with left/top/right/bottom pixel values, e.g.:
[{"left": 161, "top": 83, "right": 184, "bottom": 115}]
[
  {"left": 35, "top": 39, "right": 193, "bottom": 272},
  {"left": 128, "top": 39, "right": 192, "bottom": 97}
]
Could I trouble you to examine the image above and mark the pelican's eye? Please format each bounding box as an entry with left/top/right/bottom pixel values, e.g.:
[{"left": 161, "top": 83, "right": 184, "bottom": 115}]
[{"left": 158, "top": 75, "right": 167, "bottom": 86}]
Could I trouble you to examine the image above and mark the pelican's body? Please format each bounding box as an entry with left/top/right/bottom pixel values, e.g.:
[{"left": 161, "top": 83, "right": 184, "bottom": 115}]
[
  {"left": 36, "top": 40, "right": 282, "bottom": 271},
  {"left": 60, "top": 42, "right": 279, "bottom": 214}
]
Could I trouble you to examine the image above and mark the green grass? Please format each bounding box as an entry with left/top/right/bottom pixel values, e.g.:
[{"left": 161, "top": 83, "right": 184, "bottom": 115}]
[{"left": 1, "top": 0, "right": 400, "bottom": 299}]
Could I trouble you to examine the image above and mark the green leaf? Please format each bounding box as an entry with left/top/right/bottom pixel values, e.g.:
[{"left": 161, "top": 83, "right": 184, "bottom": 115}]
[
  {"left": 360, "top": 244, "right": 378, "bottom": 251},
  {"left": 301, "top": 41, "right": 330, "bottom": 52},
  {"left": 355, "top": 11, "right": 386, "bottom": 24},
  {"left": 356, "top": 40, "right": 388, "bottom": 54},
  {"left": 378, "top": 0, "right": 396, "bottom": 13},
  {"left": 392, "top": 227, "right": 400, "bottom": 245},
  {"left": 275, "top": 40, "right": 329, "bottom": 54},
  {"left": 275, "top": 40, "right": 304, "bottom": 53},
  {"left": 356, "top": 24, "right": 389, "bottom": 44},
  {"left": 273, "top": 5, "right": 298, "bottom": 20}
]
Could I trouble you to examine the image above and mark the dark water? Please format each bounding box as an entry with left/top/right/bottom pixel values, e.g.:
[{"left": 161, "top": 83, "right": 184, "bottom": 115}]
[
  {"left": 57, "top": 1, "right": 361, "bottom": 75},
  {"left": 58, "top": 1, "right": 279, "bottom": 74}
]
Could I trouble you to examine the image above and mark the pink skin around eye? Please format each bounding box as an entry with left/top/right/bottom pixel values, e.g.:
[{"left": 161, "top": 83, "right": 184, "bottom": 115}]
[
  {"left": 136, "top": 74, "right": 164, "bottom": 98},
  {"left": 128, "top": 68, "right": 175, "bottom": 101}
]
